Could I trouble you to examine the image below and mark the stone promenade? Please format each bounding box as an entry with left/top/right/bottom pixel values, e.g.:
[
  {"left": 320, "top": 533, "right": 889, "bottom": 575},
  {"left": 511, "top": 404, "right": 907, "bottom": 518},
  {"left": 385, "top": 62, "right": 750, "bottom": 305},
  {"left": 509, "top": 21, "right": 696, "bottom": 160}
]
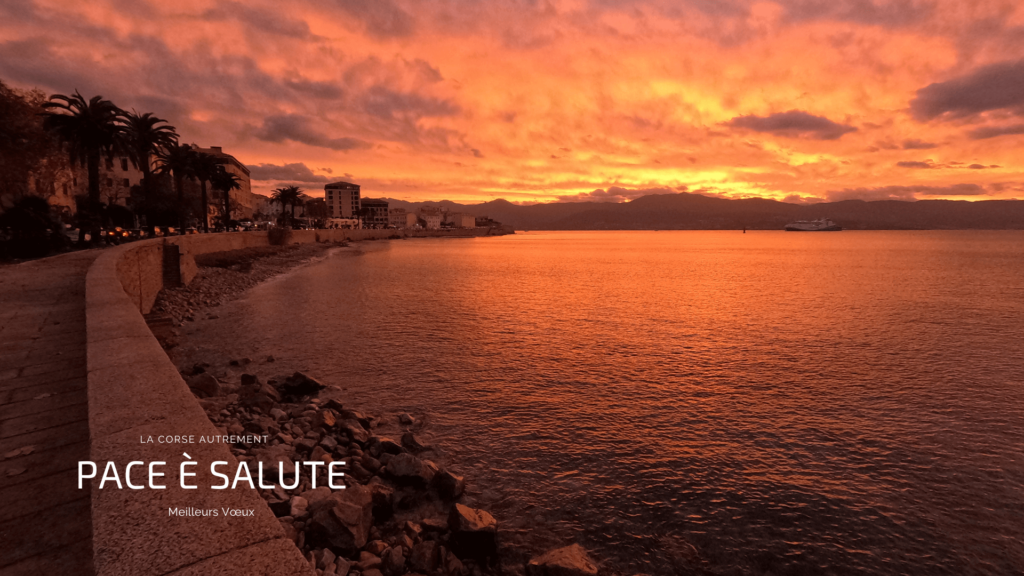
[{"left": 0, "top": 251, "right": 99, "bottom": 575}]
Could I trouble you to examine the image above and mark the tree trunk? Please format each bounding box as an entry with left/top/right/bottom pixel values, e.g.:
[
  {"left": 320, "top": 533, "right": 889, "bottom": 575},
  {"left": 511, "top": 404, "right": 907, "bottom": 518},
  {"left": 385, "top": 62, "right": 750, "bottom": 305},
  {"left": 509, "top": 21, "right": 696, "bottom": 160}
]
[
  {"left": 175, "top": 174, "right": 184, "bottom": 229},
  {"left": 223, "top": 189, "right": 231, "bottom": 228},
  {"left": 200, "top": 180, "right": 209, "bottom": 232},
  {"left": 141, "top": 161, "right": 152, "bottom": 221},
  {"left": 87, "top": 150, "right": 101, "bottom": 204}
]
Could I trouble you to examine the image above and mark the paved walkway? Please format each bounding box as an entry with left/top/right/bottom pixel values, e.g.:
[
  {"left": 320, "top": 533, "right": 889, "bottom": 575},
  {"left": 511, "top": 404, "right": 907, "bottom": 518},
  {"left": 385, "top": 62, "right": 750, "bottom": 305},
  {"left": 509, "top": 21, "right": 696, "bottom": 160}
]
[{"left": 0, "top": 251, "right": 99, "bottom": 575}]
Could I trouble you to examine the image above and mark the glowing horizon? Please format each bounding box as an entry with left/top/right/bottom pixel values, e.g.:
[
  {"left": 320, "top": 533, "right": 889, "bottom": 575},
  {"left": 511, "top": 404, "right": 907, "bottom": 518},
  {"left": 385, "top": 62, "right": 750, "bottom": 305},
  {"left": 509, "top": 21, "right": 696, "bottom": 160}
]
[{"left": 2, "top": 0, "right": 1024, "bottom": 204}]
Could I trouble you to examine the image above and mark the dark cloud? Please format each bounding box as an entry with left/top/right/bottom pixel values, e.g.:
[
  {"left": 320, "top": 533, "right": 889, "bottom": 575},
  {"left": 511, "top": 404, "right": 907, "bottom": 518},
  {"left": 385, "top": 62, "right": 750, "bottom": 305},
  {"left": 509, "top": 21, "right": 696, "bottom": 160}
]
[
  {"left": 255, "top": 114, "right": 371, "bottom": 151},
  {"left": 333, "top": 0, "right": 415, "bottom": 38},
  {"left": 910, "top": 59, "right": 1024, "bottom": 121},
  {"left": 902, "top": 138, "right": 938, "bottom": 149},
  {"left": 782, "top": 194, "right": 825, "bottom": 204},
  {"left": 557, "top": 186, "right": 677, "bottom": 203},
  {"left": 966, "top": 123, "right": 1024, "bottom": 139},
  {"left": 361, "top": 85, "right": 460, "bottom": 120},
  {"left": 827, "top": 183, "right": 988, "bottom": 201},
  {"left": 283, "top": 77, "right": 343, "bottom": 99},
  {"left": 896, "top": 160, "right": 935, "bottom": 168},
  {"left": 247, "top": 162, "right": 330, "bottom": 182},
  {"left": 781, "top": 0, "right": 933, "bottom": 28},
  {"left": 202, "top": 2, "right": 314, "bottom": 39},
  {"left": 724, "top": 110, "right": 857, "bottom": 140}
]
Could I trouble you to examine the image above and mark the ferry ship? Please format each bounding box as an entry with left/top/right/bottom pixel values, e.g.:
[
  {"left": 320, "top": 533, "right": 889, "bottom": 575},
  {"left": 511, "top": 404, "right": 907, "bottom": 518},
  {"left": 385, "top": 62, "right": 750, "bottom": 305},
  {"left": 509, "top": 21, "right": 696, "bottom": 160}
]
[{"left": 784, "top": 218, "right": 842, "bottom": 231}]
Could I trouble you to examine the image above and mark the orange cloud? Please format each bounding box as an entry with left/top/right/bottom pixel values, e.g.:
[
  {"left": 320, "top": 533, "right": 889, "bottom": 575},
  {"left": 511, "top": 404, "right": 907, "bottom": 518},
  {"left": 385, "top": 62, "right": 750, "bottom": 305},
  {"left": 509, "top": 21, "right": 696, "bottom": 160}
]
[{"left": 2, "top": 0, "right": 1023, "bottom": 202}]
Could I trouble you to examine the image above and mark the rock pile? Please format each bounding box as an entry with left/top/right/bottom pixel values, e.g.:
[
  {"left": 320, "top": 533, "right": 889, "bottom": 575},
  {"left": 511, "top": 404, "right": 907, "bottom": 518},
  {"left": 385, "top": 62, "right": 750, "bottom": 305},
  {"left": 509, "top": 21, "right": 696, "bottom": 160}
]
[{"left": 191, "top": 366, "right": 507, "bottom": 576}]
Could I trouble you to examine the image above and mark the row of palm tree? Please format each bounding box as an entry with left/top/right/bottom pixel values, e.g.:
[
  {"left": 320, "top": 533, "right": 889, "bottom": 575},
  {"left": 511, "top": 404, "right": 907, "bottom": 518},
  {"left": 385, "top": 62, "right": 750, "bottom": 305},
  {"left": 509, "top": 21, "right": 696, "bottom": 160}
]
[
  {"left": 40, "top": 90, "right": 241, "bottom": 234},
  {"left": 271, "top": 185, "right": 303, "bottom": 221}
]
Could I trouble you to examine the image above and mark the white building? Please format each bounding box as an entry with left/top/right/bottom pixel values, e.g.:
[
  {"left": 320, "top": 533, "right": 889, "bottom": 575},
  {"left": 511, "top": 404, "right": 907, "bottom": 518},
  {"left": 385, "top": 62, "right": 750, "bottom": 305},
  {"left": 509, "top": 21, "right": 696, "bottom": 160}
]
[
  {"left": 418, "top": 207, "right": 442, "bottom": 230},
  {"left": 325, "top": 181, "right": 360, "bottom": 218}
]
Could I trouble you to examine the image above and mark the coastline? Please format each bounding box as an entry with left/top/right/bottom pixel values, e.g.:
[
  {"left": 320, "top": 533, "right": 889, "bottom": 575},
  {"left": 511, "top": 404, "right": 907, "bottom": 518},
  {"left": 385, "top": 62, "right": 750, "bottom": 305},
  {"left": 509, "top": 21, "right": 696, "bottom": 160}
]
[{"left": 148, "top": 237, "right": 593, "bottom": 576}]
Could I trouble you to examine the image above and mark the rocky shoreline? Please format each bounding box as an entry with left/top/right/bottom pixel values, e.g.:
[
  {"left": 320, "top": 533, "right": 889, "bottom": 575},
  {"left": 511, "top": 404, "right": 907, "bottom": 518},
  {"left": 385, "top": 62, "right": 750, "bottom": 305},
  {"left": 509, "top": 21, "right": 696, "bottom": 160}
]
[
  {"left": 152, "top": 243, "right": 603, "bottom": 576},
  {"left": 151, "top": 242, "right": 338, "bottom": 325}
]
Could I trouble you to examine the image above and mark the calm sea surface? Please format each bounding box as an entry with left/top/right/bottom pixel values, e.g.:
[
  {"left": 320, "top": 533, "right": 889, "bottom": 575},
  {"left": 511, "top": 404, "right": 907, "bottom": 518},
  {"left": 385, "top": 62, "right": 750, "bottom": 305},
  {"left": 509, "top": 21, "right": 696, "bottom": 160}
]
[{"left": 180, "top": 231, "right": 1024, "bottom": 575}]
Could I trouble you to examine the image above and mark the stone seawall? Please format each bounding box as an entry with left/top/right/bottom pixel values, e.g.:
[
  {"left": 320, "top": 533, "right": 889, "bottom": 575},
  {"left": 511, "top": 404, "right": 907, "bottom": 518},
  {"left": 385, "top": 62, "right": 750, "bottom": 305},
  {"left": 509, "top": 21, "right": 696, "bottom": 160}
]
[
  {"left": 84, "top": 228, "right": 509, "bottom": 576},
  {"left": 116, "top": 227, "right": 510, "bottom": 315}
]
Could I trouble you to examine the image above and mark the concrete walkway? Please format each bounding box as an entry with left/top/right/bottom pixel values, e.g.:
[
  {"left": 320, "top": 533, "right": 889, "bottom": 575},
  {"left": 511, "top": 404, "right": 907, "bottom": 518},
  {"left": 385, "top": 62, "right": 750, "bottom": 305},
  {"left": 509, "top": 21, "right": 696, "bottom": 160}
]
[{"left": 0, "top": 251, "right": 99, "bottom": 575}]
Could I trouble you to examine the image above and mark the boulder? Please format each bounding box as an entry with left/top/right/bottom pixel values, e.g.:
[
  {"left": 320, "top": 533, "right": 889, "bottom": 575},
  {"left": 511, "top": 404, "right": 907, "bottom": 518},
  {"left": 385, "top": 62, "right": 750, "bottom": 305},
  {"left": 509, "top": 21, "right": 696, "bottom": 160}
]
[
  {"left": 289, "top": 496, "right": 308, "bottom": 518},
  {"left": 357, "top": 551, "right": 382, "bottom": 571},
  {"left": 299, "top": 486, "right": 332, "bottom": 507},
  {"left": 367, "top": 480, "right": 395, "bottom": 520},
  {"left": 369, "top": 437, "right": 404, "bottom": 456},
  {"left": 241, "top": 392, "right": 276, "bottom": 414},
  {"left": 387, "top": 453, "right": 438, "bottom": 485},
  {"left": 306, "top": 484, "right": 374, "bottom": 555},
  {"left": 432, "top": 469, "right": 465, "bottom": 500},
  {"left": 186, "top": 373, "right": 220, "bottom": 398},
  {"left": 311, "top": 446, "right": 333, "bottom": 463},
  {"left": 409, "top": 540, "right": 440, "bottom": 573},
  {"left": 319, "top": 548, "right": 337, "bottom": 570},
  {"left": 448, "top": 504, "right": 497, "bottom": 560},
  {"left": 525, "top": 544, "right": 599, "bottom": 576},
  {"left": 442, "top": 547, "right": 466, "bottom": 576},
  {"left": 365, "top": 540, "right": 389, "bottom": 555},
  {"left": 398, "top": 413, "right": 415, "bottom": 425},
  {"left": 240, "top": 373, "right": 259, "bottom": 387},
  {"left": 315, "top": 409, "right": 338, "bottom": 428},
  {"left": 381, "top": 546, "right": 405, "bottom": 576},
  {"left": 401, "top": 432, "right": 427, "bottom": 452},
  {"left": 252, "top": 444, "right": 297, "bottom": 477},
  {"left": 280, "top": 371, "right": 326, "bottom": 399},
  {"left": 341, "top": 420, "right": 370, "bottom": 444}
]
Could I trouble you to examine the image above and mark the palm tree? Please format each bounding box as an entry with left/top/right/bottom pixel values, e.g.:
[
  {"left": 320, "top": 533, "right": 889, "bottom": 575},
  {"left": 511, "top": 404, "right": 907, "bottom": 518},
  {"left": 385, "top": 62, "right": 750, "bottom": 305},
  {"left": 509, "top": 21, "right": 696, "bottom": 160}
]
[
  {"left": 211, "top": 168, "right": 241, "bottom": 228},
  {"left": 271, "top": 186, "right": 302, "bottom": 226},
  {"left": 191, "top": 152, "right": 221, "bottom": 233},
  {"left": 41, "top": 92, "right": 126, "bottom": 237},
  {"left": 154, "top": 142, "right": 197, "bottom": 228},
  {"left": 123, "top": 110, "right": 177, "bottom": 218}
]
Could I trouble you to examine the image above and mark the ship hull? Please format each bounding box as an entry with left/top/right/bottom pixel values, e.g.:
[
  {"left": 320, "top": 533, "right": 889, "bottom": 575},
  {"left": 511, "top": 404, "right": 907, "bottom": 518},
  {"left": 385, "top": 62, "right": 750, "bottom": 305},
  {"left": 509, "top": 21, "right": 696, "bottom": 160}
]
[{"left": 784, "top": 225, "right": 843, "bottom": 231}]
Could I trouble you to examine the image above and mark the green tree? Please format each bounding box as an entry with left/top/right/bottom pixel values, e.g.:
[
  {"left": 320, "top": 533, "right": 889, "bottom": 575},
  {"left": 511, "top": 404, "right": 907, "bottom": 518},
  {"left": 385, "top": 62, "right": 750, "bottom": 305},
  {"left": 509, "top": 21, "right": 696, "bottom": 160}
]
[
  {"left": 271, "top": 185, "right": 302, "bottom": 225},
  {"left": 211, "top": 167, "right": 241, "bottom": 228},
  {"left": 192, "top": 152, "right": 220, "bottom": 232},
  {"left": 123, "top": 110, "right": 177, "bottom": 220},
  {"left": 0, "top": 80, "right": 63, "bottom": 210},
  {"left": 40, "top": 91, "right": 126, "bottom": 206},
  {"left": 154, "top": 142, "right": 196, "bottom": 228}
]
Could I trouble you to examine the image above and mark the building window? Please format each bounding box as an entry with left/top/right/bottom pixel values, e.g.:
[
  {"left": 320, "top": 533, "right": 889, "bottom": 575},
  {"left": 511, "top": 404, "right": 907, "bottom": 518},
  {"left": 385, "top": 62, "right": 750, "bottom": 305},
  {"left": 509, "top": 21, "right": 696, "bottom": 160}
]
[
  {"left": 123, "top": 179, "right": 130, "bottom": 187},
  {"left": 106, "top": 178, "right": 113, "bottom": 187},
  {"left": 105, "top": 157, "right": 114, "bottom": 170},
  {"left": 121, "top": 158, "right": 129, "bottom": 171}
]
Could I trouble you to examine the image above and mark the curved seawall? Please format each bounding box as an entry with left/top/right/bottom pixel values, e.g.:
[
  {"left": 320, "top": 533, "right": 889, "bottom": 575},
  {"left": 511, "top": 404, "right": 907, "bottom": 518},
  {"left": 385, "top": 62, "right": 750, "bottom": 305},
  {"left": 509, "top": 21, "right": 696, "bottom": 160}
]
[{"left": 84, "top": 228, "right": 505, "bottom": 575}]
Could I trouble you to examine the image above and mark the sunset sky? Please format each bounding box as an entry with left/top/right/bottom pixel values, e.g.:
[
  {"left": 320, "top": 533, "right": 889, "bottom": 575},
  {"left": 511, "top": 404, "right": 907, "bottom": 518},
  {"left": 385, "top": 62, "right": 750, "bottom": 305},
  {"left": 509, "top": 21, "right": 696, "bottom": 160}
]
[{"left": 2, "top": 0, "right": 1024, "bottom": 203}]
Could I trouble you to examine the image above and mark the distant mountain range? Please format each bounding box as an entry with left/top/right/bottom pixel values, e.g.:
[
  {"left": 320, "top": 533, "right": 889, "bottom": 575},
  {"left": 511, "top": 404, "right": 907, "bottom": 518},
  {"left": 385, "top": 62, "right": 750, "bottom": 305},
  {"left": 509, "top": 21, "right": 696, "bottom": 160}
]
[{"left": 379, "top": 193, "right": 1024, "bottom": 230}]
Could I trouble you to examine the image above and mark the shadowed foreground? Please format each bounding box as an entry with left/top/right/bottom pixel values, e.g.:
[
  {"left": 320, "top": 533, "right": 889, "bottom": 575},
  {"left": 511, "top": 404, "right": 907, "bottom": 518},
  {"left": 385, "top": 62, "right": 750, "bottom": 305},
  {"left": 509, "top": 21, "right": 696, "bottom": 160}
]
[{"left": 0, "top": 251, "right": 98, "bottom": 575}]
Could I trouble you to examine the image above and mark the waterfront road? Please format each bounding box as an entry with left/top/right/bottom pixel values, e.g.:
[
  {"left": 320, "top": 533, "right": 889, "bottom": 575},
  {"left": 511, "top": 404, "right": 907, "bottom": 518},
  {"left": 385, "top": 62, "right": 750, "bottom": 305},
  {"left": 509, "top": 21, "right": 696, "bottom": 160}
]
[{"left": 0, "top": 251, "right": 99, "bottom": 575}]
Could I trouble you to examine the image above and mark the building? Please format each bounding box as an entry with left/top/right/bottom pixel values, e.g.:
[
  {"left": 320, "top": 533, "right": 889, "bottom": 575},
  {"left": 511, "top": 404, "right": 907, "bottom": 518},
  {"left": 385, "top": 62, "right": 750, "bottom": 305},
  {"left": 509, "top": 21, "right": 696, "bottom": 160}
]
[
  {"left": 361, "top": 198, "right": 389, "bottom": 229},
  {"left": 193, "top": 145, "right": 256, "bottom": 220},
  {"left": 449, "top": 213, "right": 476, "bottom": 228},
  {"left": 325, "top": 182, "right": 360, "bottom": 218},
  {"left": 418, "top": 207, "right": 442, "bottom": 230},
  {"left": 388, "top": 208, "right": 408, "bottom": 228}
]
